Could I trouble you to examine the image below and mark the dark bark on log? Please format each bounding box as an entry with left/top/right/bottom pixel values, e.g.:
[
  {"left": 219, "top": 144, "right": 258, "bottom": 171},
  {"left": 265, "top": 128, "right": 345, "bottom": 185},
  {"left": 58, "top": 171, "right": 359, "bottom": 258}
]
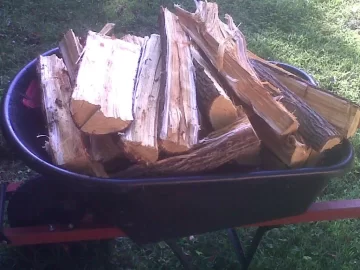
[
  {"left": 251, "top": 59, "right": 342, "bottom": 152},
  {"left": 111, "top": 112, "right": 260, "bottom": 178}
]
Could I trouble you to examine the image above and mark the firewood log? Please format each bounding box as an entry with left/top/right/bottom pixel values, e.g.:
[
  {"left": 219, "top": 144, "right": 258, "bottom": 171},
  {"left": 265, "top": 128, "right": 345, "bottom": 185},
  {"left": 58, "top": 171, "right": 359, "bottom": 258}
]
[
  {"left": 70, "top": 30, "right": 142, "bottom": 134},
  {"left": 190, "top": 44, "right": 238, "bottom": 130},
  {"left": 248, "top": 51, "right": 360, "bottom": 139},
  {"left": 120, "top": 34, "right": 163, "bottom": 164},
  {"left": 59, "top": 29, "right": 83, "bottom": 85},
  {"left": 158, "top": 7, "right": 200, "bottom": 154},
  {"left": 174, "top": 2, "right": 299, "bottom": 136},
  {"left": 111, "top": 109, "right": 260, "bottom": 178},
  {"left": 99, "top": 23, "right": 115, "bottom": 35},
  {"left": 251, "top": 59, "right": 342, "bottom": 152},
  {"left": 121, "top": 34, "right": 146, "bottom": 46},
  {"left": 37, "top": 55, "right": 92, "bottom": 173},
  {"left": 249, "top": 114, "right": 311, "bottom": 168},
  {"left": 59, "top": 26, "right": 124, "bottom": 170}
]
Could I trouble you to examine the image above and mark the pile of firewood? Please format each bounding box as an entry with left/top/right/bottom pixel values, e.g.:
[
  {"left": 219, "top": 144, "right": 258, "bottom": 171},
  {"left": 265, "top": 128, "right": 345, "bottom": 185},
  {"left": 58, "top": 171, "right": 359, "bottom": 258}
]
[{"left": 36, "top": 1, "right": 360, "bottom": 178}]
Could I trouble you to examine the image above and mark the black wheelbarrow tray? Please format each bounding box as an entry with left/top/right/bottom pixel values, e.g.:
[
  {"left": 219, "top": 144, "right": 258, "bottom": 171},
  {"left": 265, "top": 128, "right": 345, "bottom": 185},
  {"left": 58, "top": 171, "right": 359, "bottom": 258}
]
[{"left": 0, "top": 48, "right": 355, "bottom": 244}]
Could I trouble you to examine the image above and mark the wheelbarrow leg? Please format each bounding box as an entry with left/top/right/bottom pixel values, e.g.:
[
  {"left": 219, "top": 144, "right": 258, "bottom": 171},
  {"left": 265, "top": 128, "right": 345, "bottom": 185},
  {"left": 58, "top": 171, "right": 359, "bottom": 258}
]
[
  {"left": 228, "top": 226, "right": 275, "bottom": 270},
  {"left": 227, "top": 228, "right": 247, "bottom": 266},
  {"left": 166, "top": 239, "right": 194, "bottom": 270}
]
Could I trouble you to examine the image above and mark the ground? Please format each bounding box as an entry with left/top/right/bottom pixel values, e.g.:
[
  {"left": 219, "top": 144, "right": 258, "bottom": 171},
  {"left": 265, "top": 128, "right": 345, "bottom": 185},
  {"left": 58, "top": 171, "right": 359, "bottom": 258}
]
[{"left": 1, "top": 0, "right": 360, "bottom": 269}]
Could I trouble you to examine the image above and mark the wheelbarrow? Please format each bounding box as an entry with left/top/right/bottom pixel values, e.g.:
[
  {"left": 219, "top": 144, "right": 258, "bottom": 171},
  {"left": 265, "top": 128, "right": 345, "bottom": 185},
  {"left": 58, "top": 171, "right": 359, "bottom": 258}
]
[{"left": 0, "top": 48, "right": 356, "bottom": 269}]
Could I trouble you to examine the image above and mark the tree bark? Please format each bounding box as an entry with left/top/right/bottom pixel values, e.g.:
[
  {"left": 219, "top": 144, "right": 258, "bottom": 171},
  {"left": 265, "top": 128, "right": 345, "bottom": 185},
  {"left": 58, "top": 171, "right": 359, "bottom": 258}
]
[
  {"left": 112, "top": 111, "right": 260, "bottom": 178},
  {"left": 251, "top": 59, "right": 342, "bottom": 152},
  {"left": 248, "top": 51, "right": 360, "bottom": 139}
]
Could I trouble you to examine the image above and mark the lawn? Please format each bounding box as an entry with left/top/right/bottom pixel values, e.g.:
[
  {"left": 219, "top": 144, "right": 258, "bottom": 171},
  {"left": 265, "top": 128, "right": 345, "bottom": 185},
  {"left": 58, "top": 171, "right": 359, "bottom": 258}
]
[{"left": 1, "top": 0, "right": 360, "bottom": 269}]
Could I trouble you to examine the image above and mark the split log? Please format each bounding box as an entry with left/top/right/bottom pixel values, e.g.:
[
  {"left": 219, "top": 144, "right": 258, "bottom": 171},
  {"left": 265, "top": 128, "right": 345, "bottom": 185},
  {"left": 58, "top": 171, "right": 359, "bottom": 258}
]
[
  {"left": 251, "top": 59, "right": 342, "bottom": 152},
  {"left": 70, "top": 30, "right": 142, "bottom": 134},
  {"left": 37, "top": 54, "right": 91, "bottom": 173},
  {"left": 248, "top": 51, "right": 360, "bottom": 138},
  {"left": 59, "top": 26, "right": 123, "bottom": 171},
  {"left": 174, "top": 2, "right": 299, "bottom": 136},
  {"left": 112, "top": 111, "right": 261, "bottom": 178},
  {"left": 120, "top": 34, "right": 163, "bottom": 164},
  {"left": 191, "top": 44, "right": 238, "bottom": 130},
  {"left": 158, "top": 8, "right": 200, "bottom": 154},
  {"left": 59, "top": 29, "right": 83, "bottom": 85},
  {"left": 249, "top": 114, "right": 311, "bottom": 168},
  {"left": 99, "top": 23, "right": 115, "bottom": 35},
  {"left": 121, "top": 34, "right": 146, "bottom": 46}
]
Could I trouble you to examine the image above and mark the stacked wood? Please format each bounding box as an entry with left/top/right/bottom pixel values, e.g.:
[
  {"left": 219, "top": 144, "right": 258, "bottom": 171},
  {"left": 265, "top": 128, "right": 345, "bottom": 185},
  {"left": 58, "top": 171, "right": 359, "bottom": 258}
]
[
  {"left": 70, "top": 30, "right": 142, "bottom": 134},
  {"left": 251, "top": 59, "right": 342, "bottom": 152},
  {"left": 158, "top": 8, "right": 200, "bottom": 154},
  {"left": 174, "top": 2, "right": 299, "bottom": 136},
  {"left": 247, "top": 51, "right": 360, "bottom": 138},
  {"left": 36, "top": 1, "right": 359, "bottom": 179},
  {"left": 112, "top": 110, "right": 260, "bottom": 178}
]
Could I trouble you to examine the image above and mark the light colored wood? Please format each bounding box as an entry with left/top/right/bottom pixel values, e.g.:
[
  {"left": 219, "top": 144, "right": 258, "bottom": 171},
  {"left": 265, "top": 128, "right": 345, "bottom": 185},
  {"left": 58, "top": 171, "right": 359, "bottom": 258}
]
[
  {"left": 112, "top": 111, "right": 261, "bottom": 178},
  {"left": 70, "top": 30, "right": 142, "bottom": 134},
  {"left": 99, "top": 23, "right": 115, "bottom": 35},
  {"left": 37, "top": 54, "right": 92, "bottom": 173},
  {"left": 158, "top": 8, "right": 200, "bottom": 154},
  {"left": 59, "top": 27, "right": 122, "bottom": 172},
  {"left": 120, "top": 34, "right": 163, "bottom": 164},
  {"left": 121, "top": 34, "right": 146, "bottom": 46},
  {"left": 174, "top": 2, "right": 299, "bottom": 136},
  {"left": 191, "top": 44, "right": 238, "bottom": 130},
  {"left": 59, "top": 29, "right": 83, "bottom": 85},
  {"left": 252, "top": 59, "right": 342, "bottom": 152},
  {"left": 248, "top": 51, "right": 360, "bottom": 138},
  {"left": 249, "top": 114, "right": 312, "bottom": 168}
]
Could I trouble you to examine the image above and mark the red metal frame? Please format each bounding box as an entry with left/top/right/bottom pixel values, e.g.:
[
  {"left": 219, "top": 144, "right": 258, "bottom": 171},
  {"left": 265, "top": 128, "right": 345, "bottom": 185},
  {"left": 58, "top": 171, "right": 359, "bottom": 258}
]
[{"left": 3, "top": 183, "right": 360, "bottom": 246}]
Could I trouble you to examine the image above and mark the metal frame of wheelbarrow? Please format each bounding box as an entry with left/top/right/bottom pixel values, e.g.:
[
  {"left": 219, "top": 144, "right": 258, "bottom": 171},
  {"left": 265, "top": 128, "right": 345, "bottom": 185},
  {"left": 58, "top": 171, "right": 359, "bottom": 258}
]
[
  {"left": 0, "top": 48, "right": 358, "bottom": 269},
  {"left": 2, "top": 183, "right": 360, "bottom": 270}
]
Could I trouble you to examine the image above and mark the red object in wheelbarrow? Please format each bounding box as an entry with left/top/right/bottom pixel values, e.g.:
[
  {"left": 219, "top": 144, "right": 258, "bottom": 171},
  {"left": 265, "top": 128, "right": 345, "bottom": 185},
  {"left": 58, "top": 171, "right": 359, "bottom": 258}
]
[{"left": 0, "top": 48, "right": 354, "bottom": 246}]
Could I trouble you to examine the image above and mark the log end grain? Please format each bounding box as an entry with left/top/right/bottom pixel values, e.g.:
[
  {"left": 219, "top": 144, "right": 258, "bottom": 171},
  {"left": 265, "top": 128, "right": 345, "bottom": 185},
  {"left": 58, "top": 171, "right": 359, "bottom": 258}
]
[
  {"left": 210, "top": 96, "right": 239, "bottom": 130},
  {"left": 70, "top": 100, "right": 132, "bottom": 134}
]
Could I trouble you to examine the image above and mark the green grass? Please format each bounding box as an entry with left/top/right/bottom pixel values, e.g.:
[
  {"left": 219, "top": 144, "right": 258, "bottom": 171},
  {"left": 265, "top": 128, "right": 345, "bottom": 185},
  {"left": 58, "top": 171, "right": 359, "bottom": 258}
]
[{"left": 1, "top": 0, "right": 360, "bottom": 269}]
